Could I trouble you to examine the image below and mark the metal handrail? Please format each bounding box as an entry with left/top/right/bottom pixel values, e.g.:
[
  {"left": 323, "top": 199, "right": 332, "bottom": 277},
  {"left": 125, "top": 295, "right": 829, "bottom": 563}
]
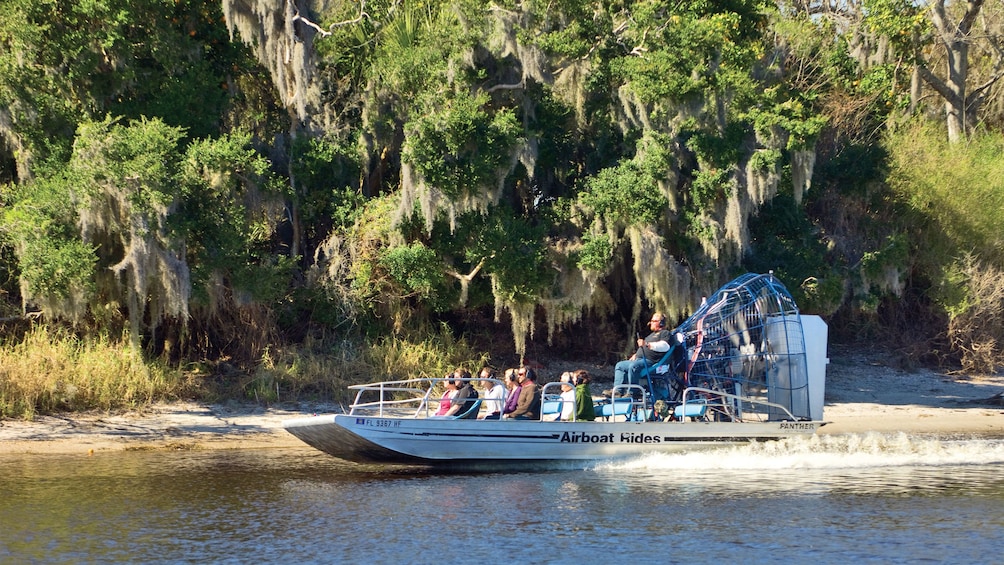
[
  {"left": 539, "top": 381, "right": 577, "bottom": 421},
  {"left": 344, "top": 377, "right": 803, "bottom": 423},
  {"left": 677, "top": 386, "right": 799, "bottom": 423},
  {"left": 348, "top": 377, "right": 504, "bottom": 418},
  {"left": 598, "top": 384, "right": 648, "bottom": 421}
]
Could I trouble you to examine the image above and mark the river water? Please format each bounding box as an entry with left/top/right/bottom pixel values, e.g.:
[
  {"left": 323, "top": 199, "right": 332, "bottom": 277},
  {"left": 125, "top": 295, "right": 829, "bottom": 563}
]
[{"left": 2, "top": 433, "right": 1003, "bottom": 564}]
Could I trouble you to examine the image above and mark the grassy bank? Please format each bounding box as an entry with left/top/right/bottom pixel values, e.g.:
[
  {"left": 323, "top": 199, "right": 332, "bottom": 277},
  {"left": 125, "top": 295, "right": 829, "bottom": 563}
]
[
  {"left": 229, "top": 331, "right": 489, "bottom": 406},
  {"left": 0, "top": 325, "right": 487, "bottom": 420},
  {"left": 0, "top": 327, "right": 184, "bottom": 419}
]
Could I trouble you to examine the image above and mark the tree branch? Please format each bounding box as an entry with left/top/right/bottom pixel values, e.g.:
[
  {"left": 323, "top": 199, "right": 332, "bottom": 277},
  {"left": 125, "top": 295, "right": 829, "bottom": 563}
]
[
  {"left": 928, "top": 0, "right": 948, "bottom": 40},
  {"left": 0, "top": 312, "right": 40, "bottom": 323},
  {"left": 446, "top": 258, "right": 486, "bottom": 284},
  {"left": 957, "top": 0, "right": 986, "bottom": 36},
  {"left": 325, "top": 0, "right": 370, "bottom": 29},
  {"left": 968, "top": 69, "right": 1004, "bottom": 102},
  {"left": 486, "top": 79, "right": 526, "bottom": 93},
  {"left": 289, "top": 0, "right": 369, "bottom": 39},
  {"left": 916, "top": 63, "right": 959, "bottom": 105},
  {"left": 446, "top": 258, "right": 487, "bottom": 306}
]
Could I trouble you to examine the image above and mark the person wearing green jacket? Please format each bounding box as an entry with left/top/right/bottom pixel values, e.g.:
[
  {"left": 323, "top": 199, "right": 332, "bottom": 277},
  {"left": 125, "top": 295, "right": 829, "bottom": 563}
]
[{"left": 572, "top": 370, "right": 596, "bottom": 422}]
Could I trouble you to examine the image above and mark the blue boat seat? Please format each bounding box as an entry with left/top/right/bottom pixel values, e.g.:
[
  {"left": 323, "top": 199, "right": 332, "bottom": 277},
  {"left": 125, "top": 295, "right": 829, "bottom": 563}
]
[
  {"left": 596, "top": 397, "right": 636, "bottom": 421},
  {"left": 453, "top": 398, "right": 482, "bottom": 419},
  {"left": 673, "top": 402, "right": 707, "bottom": 421},
  {"left": 541, "top": 396, "right": 563, "bottom": 419},
  {"left": 629, "top": 408, "right": 652, "bottom": 422},
  {"left": 638, "top": 343, "right": 687, "bottom": 402},
  {"left": 637, "top": 347, "right": 675, "bottom": 381}
]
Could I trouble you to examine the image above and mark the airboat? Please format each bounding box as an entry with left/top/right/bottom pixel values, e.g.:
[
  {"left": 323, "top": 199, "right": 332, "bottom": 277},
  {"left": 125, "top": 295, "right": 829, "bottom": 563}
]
[{"left": 283, "top": 273, "right": 828, "bottom": 465}]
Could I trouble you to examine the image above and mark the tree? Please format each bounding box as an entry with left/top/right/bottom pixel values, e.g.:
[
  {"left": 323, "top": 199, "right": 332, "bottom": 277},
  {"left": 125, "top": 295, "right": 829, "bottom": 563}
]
[
  {"left": 1, "top": 117, "right": 190, "bottom": 339},
  {"left": 71, "top": 117, "right": 191, "bottom": 340},
  {"left": 214, "top": 0, "right": 847, "bottom": 356},
  {"left": 0, "top": 0, "right": 243, "bottom": 181},
  {"left": 917, "top": 0, "right": 1000, "bottom": 142},
  {"left": 863, "top": 0, "right": 1003, "bottom": 142}
]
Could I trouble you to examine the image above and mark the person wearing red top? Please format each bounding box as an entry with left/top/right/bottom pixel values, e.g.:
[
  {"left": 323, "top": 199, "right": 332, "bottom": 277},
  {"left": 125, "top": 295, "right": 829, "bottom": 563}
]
[
  {"left": 434, "top": 379, "right": 458, "bottom": 416},
  {"left": 444, "top": 368, "right": 478, "bottom": 418}
]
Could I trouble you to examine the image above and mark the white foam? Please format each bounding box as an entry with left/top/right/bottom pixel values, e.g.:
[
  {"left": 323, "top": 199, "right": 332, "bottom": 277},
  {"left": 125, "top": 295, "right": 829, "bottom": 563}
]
[{"left": 594, "top": 433, "right": 1004, "bottom": 471}]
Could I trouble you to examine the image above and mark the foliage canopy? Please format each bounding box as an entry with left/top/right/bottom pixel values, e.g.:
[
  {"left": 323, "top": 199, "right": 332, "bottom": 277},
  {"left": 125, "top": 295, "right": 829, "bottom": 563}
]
[{"left": 2, "top": 0, "right": 1004, "bottom": 387}]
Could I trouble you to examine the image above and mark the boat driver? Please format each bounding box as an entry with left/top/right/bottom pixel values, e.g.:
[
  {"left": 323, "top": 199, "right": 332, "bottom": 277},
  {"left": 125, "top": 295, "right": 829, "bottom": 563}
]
[{"left": 606, "top": 312, "right": 672, "bottom": 396}]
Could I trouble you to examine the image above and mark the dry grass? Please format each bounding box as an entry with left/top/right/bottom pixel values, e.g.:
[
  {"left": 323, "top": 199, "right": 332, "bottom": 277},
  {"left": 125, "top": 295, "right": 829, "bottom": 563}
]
[
  {"left": 238, "top": 331, "right": 489, "bottom": 404},
  {"left": 0, "top": 324, "right": 490, "bottom": 419},
  {"left": 0, "top": 326, "right": 186, "bottom": 419},
  {"left": 947, "top": 256, "right": 1004, "bottom": 374}
]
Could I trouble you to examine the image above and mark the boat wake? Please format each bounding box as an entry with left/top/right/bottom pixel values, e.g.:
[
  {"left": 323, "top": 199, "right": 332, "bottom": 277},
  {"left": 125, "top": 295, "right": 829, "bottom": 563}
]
[{"left": 596, "top": 433, "right": 1004, "bottom": 471}]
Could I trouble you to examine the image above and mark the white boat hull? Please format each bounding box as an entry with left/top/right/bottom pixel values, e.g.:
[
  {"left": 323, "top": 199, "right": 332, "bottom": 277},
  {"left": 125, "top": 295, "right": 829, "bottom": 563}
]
[{"left": 283, "top": 414, "right": 825, "bottom": 465}]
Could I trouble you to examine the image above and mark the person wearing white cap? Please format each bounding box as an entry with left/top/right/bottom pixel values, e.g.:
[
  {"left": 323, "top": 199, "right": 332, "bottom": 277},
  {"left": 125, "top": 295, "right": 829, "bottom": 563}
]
[
  {"left": 479, "top": 367, "right": 505, "bottom": 420},
  {"left": 558, "top": 376, "right": 576, "bottom": 421}
]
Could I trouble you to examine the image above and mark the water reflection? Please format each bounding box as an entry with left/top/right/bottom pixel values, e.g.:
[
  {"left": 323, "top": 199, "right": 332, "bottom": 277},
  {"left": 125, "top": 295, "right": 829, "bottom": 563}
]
[{"left": 1, "top": 435, "right": 1003, "bottom": 563}]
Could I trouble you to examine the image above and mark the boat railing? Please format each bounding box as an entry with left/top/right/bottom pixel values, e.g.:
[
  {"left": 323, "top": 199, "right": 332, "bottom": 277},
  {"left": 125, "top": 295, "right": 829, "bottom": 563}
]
[
  {"left": 595, "top": 384, "right": 649, "bottom": 421},
  {"left": 347, "top": 378, "right": 431, "bottom": 417},
  {"left": 542, "top": 382, "right": 657, "bottom": 422},
  {"left": 347, "top": 377, "right": 505, "bottom": 418},
  {"left": 676, "top": 386, "right": 800, "bottom": 423},
  {"left": 539, "top": 381, "right": 576, "bottom": 421},
  {"left": 343, "top": 377, "right": 805, "bottom": 423}
]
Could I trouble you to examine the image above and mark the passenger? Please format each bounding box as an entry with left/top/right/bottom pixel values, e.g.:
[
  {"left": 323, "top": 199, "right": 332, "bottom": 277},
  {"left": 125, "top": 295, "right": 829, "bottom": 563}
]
[
  {"left": 504, "top": 367, "right": 541, "bottom": 420},
  {"left": 434, "top": 377, "right": 459, "bottom": 416},
  {"left": 501, "top": 368, "right": 521, "bottom": 417},
  {"left": 444, "top": 368, "right": 479, "bottom": 418},
  {"left": 479, "top": 367, "right": 505, "bottom": 420},
  {"left": 606, "top": 312, "right": 673, "bottom": 396},
  {"left": 558, "top": 378, "right": 576, "bottom": 421},
  {"left": 572, "top": 370, "right": 596, "bottom": 421}
]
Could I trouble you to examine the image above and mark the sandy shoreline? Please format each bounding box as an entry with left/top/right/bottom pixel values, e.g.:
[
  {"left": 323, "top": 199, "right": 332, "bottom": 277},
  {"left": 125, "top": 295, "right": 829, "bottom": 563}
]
[
  {"left": 3, "top": 352, "right": 1003, "bottom": 455},
  {"left": 817, "top": 352, "right": 1004, "bottom": 436}
]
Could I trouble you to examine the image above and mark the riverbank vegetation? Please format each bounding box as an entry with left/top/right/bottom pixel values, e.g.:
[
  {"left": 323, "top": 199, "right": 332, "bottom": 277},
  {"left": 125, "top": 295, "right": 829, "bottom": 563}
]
[
  {"left": 0, "top": 325, "right": 484, "bottom": 418},
  {"left": 2, "top": 0, "right": 1003, "bottom": 416},
  {"left": 0, "top": 327, "right": 183, "bottom": 419}
]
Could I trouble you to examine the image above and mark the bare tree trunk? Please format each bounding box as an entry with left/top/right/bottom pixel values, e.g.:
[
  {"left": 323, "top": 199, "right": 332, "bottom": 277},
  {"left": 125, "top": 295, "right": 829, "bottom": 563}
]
[
  {"left": 910, "top": 65, "right": 922, "bottom": 114},
  {"left": 944, "top": 40, "right": 968, "bottom": 143},
  {"left": 923, "top": 0, "right": 985, "bottom": 143}
]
